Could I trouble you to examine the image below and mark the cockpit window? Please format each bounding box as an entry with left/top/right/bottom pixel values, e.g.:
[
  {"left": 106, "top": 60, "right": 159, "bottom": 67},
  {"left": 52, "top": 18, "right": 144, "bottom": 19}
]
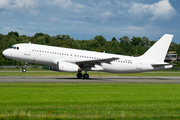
[{"left": 10, "top": 46, "right": 19, "bottom": 50}]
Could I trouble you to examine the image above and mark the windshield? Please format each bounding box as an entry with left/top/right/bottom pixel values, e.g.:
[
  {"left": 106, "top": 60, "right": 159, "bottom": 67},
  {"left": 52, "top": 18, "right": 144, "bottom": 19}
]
[{"left": 10, "top": 46, "right": 19, "bottom": 50}]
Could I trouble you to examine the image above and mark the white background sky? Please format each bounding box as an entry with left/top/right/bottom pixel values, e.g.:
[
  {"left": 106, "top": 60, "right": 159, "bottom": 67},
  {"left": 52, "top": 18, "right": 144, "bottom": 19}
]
[{"left": 0, "top": 0, "right": 179, "bottom": 43}]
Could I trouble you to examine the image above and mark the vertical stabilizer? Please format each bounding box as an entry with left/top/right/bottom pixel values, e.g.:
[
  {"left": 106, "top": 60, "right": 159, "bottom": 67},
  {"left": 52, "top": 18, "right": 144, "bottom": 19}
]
[{"left": 141, "top": 34, "right": 173, "bottom": 62}]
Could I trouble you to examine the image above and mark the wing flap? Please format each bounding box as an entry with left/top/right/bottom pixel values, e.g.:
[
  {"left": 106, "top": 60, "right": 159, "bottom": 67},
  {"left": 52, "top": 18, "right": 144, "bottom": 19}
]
[{"left": 75, "top": 57, "right": 119, "bottom": 68}]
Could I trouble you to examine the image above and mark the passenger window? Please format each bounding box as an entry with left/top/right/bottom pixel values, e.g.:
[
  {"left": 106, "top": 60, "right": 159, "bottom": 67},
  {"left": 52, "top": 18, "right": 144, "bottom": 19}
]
[{"left": 17, "top": 47, "right": 19, "bottom": 50}]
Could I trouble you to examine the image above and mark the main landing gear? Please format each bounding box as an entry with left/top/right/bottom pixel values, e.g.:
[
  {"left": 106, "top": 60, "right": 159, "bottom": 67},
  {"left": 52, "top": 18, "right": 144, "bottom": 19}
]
[{"left": 77, "top": 72, "right": 89, "bottom": 79}]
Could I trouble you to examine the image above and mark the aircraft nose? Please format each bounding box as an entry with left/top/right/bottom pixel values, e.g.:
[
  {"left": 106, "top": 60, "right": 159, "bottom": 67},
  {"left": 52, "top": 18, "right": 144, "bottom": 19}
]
[{"left": 2, "top": 49, "right": 8, "bottom": 57}]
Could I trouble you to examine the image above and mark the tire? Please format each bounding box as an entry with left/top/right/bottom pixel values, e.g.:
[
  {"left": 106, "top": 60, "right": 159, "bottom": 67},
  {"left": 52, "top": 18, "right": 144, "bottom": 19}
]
[
  {"left": 83, "top": 74, "right": 89, "bottom": 79},
  {"left": 77, "top": 73, "right": 82, "bottom": 79},
  {"left": 22, "top": 68, "right": 26, "bottom": 73}
]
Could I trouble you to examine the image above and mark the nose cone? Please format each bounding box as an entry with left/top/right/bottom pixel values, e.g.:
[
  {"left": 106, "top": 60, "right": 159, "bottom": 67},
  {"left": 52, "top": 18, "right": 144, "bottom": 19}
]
[
  {"left": 2, "top": 49, "right": 9, "bottom": 57},
  {"left": 2, "top": 50, "right": 6, "bottom": 56}
]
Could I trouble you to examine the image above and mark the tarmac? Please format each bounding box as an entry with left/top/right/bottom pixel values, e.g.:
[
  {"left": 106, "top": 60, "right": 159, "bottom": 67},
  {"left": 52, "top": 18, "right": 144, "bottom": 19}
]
[{"left": 0, "top": 76, "right": 180, "bottom": 83}]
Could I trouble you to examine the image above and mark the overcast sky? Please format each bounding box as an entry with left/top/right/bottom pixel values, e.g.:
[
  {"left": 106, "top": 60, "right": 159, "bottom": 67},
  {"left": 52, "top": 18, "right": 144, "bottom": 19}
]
[{"left": 0, "top": 0, "right": 179, "bottom": 43}]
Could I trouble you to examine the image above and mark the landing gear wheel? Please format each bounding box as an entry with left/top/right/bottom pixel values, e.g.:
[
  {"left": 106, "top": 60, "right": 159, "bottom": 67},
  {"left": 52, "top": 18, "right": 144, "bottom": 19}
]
[
  {"left": 22, "top": 68, "right": 26, "bottom": 73},
  {"left": 83, "top": 74, "right": 89, "bottom": 79},
  {"left": 77, "top": 73, "right": 82, "bottom": 79}
]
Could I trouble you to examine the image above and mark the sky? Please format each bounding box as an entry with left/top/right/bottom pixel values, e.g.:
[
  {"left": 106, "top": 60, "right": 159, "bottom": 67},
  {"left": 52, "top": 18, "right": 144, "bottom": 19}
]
[{"left": 0, "top": 0, "right": 179, "bottom": 43}]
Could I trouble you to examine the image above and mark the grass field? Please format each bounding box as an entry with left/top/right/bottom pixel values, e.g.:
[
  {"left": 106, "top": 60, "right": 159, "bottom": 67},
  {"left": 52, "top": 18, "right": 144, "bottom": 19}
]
[
  {"left": 0, "top": 83, "right": 180, "bottom": 120},
  {"left": 0, "top": 70, "right": 180, "bottom": 119},
  {"left": 0, "top": 70, "right": 180, "bottom": 77}
]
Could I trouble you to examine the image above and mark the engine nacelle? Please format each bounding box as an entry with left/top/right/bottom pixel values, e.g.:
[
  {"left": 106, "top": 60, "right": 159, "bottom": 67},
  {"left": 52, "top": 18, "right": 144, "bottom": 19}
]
[
  {"left": 50, "top": 62, "right": 81, "bottom": 72},
  {"left": 58, "top": 62, "right": 81, "bottom": 72}
]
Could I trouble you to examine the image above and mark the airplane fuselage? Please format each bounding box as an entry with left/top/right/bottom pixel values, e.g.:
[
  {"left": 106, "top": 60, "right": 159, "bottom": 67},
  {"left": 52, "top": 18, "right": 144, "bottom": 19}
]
[{"left": 3, "top": 43, "right": 172, "bottom": 73}]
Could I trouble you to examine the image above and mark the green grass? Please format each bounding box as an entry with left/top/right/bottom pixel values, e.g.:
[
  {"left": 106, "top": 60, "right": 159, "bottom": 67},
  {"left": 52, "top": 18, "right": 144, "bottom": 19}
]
[
  {"left": 0, "top": 70, "right": 180, "bottom": 77},
  {"left": 0, "top": 83, "right": 180, "bottom": 119}
]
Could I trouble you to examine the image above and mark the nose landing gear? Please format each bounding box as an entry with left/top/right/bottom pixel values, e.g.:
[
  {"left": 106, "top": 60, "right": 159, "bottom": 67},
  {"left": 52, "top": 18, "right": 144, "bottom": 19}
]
[
  {"left": 22, "top": 62, "right": 28, "bottom": 73},
  {"left": 22, "top": 68, "right": 26, "bottom": 72}
]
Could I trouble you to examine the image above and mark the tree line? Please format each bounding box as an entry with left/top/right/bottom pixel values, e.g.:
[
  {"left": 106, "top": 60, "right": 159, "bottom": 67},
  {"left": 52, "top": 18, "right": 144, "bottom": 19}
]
[{"left": 0, "top": 31, "right": 180, "bottom": 66}]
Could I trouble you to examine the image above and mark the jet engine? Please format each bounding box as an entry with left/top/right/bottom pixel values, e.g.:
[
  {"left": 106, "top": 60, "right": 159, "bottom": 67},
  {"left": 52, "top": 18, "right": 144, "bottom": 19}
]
[{"left": 50, "top": 62, "right": 81, "bottom": 72}]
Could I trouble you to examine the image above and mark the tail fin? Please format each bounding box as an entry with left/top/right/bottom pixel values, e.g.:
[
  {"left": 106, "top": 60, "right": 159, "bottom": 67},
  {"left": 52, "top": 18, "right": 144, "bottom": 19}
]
[{"left": 141, "top": 34, "right": 173, "bottom": 62}]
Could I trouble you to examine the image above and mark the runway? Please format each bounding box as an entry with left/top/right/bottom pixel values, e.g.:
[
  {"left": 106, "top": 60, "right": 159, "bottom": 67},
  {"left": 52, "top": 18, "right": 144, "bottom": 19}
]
[{"left": 0, "top": 76, "right": 180, "bottom": 83}]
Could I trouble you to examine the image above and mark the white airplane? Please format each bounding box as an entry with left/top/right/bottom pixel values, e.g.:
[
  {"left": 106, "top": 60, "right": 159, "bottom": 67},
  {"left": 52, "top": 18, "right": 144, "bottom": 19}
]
[{"left": 2, "top": 34, "right": 173, "bottom": 79}]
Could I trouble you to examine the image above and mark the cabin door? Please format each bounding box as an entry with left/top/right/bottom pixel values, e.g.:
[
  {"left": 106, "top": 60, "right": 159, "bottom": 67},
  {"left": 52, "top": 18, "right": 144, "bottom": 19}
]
[
  {"left": 137, "top": 59, "right": 142, "bottom": 70},
  {"left": 24, "top": 45, "right": 31, "bottom": 56}
]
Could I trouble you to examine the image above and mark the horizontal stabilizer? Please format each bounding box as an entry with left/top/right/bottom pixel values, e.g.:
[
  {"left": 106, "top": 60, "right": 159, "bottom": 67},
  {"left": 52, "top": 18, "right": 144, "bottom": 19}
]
[
  {"left": 152, "top": 63, "right": 169, "bottom": 66},
  {"left": 151, "top": 63, "right": 175, "bottom": 67},
  {"left": 151, "top": 63, "right": 175, "bottom": 69}
]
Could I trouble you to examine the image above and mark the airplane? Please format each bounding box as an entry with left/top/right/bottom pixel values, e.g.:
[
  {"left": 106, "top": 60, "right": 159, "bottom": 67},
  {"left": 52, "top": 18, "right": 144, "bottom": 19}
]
[{"left": 2, "top": 34, "right": 173, "bottom": 79}]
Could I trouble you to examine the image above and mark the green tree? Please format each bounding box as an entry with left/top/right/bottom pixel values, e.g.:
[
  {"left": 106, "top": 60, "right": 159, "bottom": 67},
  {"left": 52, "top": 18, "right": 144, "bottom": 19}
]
[
  {"left": 44, "top": 34, "right": 51, "bottom": 45},
  {"left": 119, "top": 36, "right": 131, "bottom": 45},
  {"left": 7, "top": 38, "right": 17, "bottom": 47},
  {"left": 111, "top": 37, "right": 117, "bottom": 42},
  {"left": 93, "top": 35, "right": 107, "bottom": 46},
  {"left": 131, "top": 36, "right": 141, "bottom": 46},
  {"left": 140, "top": 36, "right": 151, "bottom": 50},
  {"left": 35, "top": 36, "right": 46, "bottom": 45},
  {"left": 8, "top": 31, "right": 19, "bottom": 37},
  {"left": 34, "top": 32, "right": 45, "bottom": 38},
  {"left": 17, "top": 35, "right": 29, "bottom": 43}
]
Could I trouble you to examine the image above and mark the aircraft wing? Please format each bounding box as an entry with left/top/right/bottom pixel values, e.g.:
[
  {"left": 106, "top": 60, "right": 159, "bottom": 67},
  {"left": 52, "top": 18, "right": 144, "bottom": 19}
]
[{"left": 74, "top": 57, "right": 119, "bottom": 68}]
